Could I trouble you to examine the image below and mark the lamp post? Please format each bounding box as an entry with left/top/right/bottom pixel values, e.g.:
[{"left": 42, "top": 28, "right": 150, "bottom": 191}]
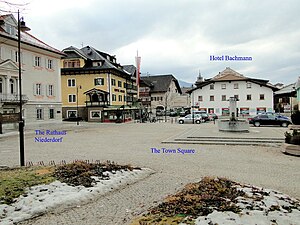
[
  {"left": 76, "top": 85, "right": 82, "bottom": 125},
  {"left": 17, "top": 10, "right": 30, "bottom": 166}
]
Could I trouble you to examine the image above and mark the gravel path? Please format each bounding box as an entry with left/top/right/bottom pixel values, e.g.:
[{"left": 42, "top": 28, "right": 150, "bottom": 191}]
[{"left": 0, "top": 122, "right": 299, "bottom": 225}]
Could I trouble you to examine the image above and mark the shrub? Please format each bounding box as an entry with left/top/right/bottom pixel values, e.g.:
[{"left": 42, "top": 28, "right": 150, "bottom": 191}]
[{"left": 285, "top": 130, "right": 300, "bottom": 145}]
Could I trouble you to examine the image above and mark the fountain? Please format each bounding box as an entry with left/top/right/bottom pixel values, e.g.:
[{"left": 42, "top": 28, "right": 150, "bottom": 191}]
[{"left": 218, "top": 97, "right": 249, "bottom": 132}]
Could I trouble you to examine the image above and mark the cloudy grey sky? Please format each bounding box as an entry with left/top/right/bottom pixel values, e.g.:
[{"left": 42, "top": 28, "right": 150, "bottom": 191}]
[{"left": 5, "top": 0, "right": 300, "bottom": 85}]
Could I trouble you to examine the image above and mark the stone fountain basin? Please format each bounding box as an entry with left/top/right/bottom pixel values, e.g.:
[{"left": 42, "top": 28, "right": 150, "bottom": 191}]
[{"left": 218, "top": 119, "right": 249, "bottom": 132}]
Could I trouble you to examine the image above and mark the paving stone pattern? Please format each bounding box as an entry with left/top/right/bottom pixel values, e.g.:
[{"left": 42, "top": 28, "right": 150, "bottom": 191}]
[{"left": 0, "top": 121, "right": 299, "bottom": 225}]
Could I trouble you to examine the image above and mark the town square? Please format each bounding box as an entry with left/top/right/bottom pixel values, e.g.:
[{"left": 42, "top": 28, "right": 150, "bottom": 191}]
[{"left": 0, "top": 0, "right": 300, "bottom": 224}]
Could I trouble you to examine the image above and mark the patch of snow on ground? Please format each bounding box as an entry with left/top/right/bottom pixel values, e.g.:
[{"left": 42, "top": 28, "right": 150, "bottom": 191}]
[
  {"left": 183, "top": 184, "right": 300, "bottom": 225},
  {"left": 0, "top": 168, "right": 154, "bottom": 225}
]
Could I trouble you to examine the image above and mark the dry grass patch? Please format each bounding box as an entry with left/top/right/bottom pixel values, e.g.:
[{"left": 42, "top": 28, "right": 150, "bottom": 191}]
[
  {"left": 0, "top": 167, "right": 55, "bottom": 205},
  {"left": 131, "top": 177, "right": 245, "bottom": 225}
]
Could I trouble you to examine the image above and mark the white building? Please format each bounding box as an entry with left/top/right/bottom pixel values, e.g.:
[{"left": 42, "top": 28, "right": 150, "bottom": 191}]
[
  {"left": 0, "top": 14, "right": 64, "bottom": 123},
  {"left": 187, "top": 67, "right": 278, "bottom": 116}
]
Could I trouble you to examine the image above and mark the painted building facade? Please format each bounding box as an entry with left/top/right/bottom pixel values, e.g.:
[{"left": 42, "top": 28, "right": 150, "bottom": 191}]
[
  {"left": 61, "top": 46, "right": 137, "bottom": 122},
  {"left": 140, "top": 74, "right": 182, "bottom": 114},
  {"left": 0, "top": 14, "right": 64, "bottom": 123},
  {"left": 187, "top": 67, "right": 278, "bottom": 116}
]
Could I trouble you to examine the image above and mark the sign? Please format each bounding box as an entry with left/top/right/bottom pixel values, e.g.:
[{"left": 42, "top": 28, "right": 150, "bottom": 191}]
[
  {"left": 284, "top": 104, "right": 291, "bottom": 113},
  {"left": 240, "top": 108, "right": 249, "bottom": 115},
  {"left": 222, "top": 108, "right": 229, "bottom": 116},
  {"left": 0, "top": 113, "right": 19, "bottom": 123}
]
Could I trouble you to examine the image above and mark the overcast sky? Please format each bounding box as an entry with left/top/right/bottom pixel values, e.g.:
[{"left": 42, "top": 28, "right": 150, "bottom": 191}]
[{"left": 4, "top": 0, "right": 300, "bottom": 85}]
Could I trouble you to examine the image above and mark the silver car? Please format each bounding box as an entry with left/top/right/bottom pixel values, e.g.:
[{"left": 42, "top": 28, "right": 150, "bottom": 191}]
[{"left": 178, "top": 114, "right": 202, "bottom": 124}]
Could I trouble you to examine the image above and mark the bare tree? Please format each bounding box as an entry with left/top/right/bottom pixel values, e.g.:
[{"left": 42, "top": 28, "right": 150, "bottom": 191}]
[{"left": 0, "top": 0, "right": 29, "bottom": 14}]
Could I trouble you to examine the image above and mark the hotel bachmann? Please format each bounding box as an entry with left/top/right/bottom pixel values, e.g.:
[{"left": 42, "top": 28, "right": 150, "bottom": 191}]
[{"left": 187, "top": 67, "right": 278, "bottom": 116}]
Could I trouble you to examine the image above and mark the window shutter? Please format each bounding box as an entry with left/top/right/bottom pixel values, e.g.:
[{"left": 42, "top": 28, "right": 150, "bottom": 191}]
[
  {"left": 46, "top": 84, "right": 49, "bottom": 96},
  {"left": 40, "top": 84, "right": 43, "bottom": 96},
  {"left": 33, "top": 83, "right": 36, "bottom": 96}
]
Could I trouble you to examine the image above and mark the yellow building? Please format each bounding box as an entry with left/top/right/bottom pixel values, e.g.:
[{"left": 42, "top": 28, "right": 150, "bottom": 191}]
[{"left": 61, "top": 46, "right": 137, "bottom": 122}]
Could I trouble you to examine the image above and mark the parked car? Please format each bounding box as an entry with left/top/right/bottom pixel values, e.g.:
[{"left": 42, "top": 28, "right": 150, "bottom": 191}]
[
  {"left": 208, "top": 113, "right": 218, "bottom": 121},
  {"left": 170, "top": 111, "right": 177, "bottom": 117},
  {"left": 178, "top": 114, "right": 202, "bottom": 124},
  {"left": 193, "top": 111, "right": 209, "bottom": 122},
  {"left": 249, "top": 114, "right": 291, "bottom": 127}
]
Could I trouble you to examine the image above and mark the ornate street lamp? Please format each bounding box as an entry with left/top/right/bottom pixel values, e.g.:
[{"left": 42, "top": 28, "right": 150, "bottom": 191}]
[{"left": 18, "top": 10, "right": 30, "bottom": 166}]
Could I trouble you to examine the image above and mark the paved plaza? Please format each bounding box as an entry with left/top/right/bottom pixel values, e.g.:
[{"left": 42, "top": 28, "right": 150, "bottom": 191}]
[{"left": 0, "top": 121, "right": 299, "bottom": 225}]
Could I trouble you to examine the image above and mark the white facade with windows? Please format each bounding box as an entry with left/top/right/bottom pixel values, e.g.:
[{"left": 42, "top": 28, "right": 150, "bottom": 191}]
[
  {"left": 189, "top": 68, "right": 277, "bottom": 116},
  {"left": 0, "top": 14, "right": 64, "bottom": 122}
]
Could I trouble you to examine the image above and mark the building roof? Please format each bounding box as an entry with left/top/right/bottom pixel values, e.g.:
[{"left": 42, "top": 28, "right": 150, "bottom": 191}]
[
  {"left": 83, "top": 88, "right": 109, "bottom": 95},
  {"left": 140, "top": 74, "right": 182, "bottom": 94},
  {"left": 0, "top": 14, "right": 64, "bottom": 56},
  {"left": 62, "top": 45, "right": 130, "bottom": 77},
  {"left": 295, "top": 77, "right": 300, "bottom": 90},
  {"left": 274, "top": 83, "right": 296, "bottom": 95},
  {"left": 188, "top": 67, "right": 278, "bottom": 93},
  {"left": 123, "top": 65, "right": 136, "bottom": 76}
]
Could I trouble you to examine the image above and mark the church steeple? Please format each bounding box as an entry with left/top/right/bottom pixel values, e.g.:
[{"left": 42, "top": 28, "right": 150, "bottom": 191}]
[{"left": 195, "top": 70, "right": 204, "bottom": 86}]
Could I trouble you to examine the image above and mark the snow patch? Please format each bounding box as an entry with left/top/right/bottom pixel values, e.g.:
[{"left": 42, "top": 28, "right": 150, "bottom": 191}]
[{"left": 0, "top": 168, "right": 154, "bottom": 225}]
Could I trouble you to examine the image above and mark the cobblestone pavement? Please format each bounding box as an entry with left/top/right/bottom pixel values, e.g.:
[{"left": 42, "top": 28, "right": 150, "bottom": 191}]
[{"left": 0, "top": 121, "right": 299, "bottom": 225}]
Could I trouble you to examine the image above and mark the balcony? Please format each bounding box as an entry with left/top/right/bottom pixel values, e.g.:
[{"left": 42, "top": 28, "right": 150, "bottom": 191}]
[
  {"left": 84, "top": 88, "right": 109, "bottom": 108},
  {"left": 85, "top": 101, "right": 108, "bottom": 107},
  {"left": 126, "top": 84, "right": 138, "bottom": 94},
  {"left": 0, "top": 94, "right": 28, "bottom": 104}
]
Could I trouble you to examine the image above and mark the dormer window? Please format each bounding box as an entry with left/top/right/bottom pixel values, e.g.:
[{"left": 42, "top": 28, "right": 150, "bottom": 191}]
[{"left": 6, "top": 24, "right": 15, "bottom": 35}]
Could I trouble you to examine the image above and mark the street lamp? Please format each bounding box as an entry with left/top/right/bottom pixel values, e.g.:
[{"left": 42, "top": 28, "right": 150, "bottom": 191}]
[
  {"left": 76, "top": 85, "right": 82, "bottom": 125},
  {"left": 18, "top": 10, "right": 30, "bottom": 166}
]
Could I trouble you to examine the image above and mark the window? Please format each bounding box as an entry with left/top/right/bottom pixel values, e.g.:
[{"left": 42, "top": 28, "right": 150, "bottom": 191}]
[
  {"left": 94, "top": 78, "right": 104, "bottom": 86},
  {"left": 198, "top": 96, "right": 203, "bottom": 101},
  {"left": 234, "top": 95, "right": 239, "bottom": 100},
  {"left": 15, "top": 51, "right": 19, "bottom": 63},
  {"left": 49, "top": 108, "right": 55, "bottom": 119},
  {"left": 68, "top": 94, "right": 76, "bottom": 103},
  {"left": 6, "top": 24, "right": 15, "bottom": 35},
  {"left": 247, "top": 83, "right": 252, "bottom": 89},
  {"left": 260, "top": 94, "right": 265, "bottom": 100},
  {"left": 64, "top": 60, "right": 80, "bottom": 68},
  {"left": 118, "top": 81, "right": 122, "bottom": 87},
  {"left": 111, "top": 79, "right": 116, "bottom": 86},
  {"left": 9, "top": 79, "right": 14, "bottom": 94},
  {"left": 35, "top": 83, "right": 42, "bottom": 95},
  {"left": 36, "top": 108, "right": 43, "bottom": 120},
  {"left": 0, "top": 78, "right": 2, "bottom": 93},
  {"left": 112, "top": 94, "right": 116, "bottom": 101},
  {"left": 247, "top": 94, "right": 251, "bottom": 100},
  {"left": 234, "top": 83, "right": 239, "bottom": 89},
  {"left": 90, "top": 110, "right": 101, "bottom": 118},
  {"left": 222, "top": 95, "right": 226, "bottom": 101},
  {"left": 210, "top": 84, "right": 214, "bottom": 90},
  {"left": 221, "top": 84, "right": 226, "bottom": 89},
  {"left": 47, "top": 59, "right": 53, "bottom": 69},
  {"left": 67, "top": 110, "right": 77, "bottom": 118},
  {"left": 118, "top": 95, "right": 122, "bottom": 101},
  {"left": 124, "top": 82, "right": 127, "bottom": 88},
  {"left": 34, "top": 56, "right": 41, "bottom": 67},
  {"left": 48, "top": 85, "right": 54, "bottom": 96},
  {"left": 210, "top": 95, "right": 214, "bottom": 101},
  {"left": 67, "top": 79, "right": 76, "bottom": 87}
]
